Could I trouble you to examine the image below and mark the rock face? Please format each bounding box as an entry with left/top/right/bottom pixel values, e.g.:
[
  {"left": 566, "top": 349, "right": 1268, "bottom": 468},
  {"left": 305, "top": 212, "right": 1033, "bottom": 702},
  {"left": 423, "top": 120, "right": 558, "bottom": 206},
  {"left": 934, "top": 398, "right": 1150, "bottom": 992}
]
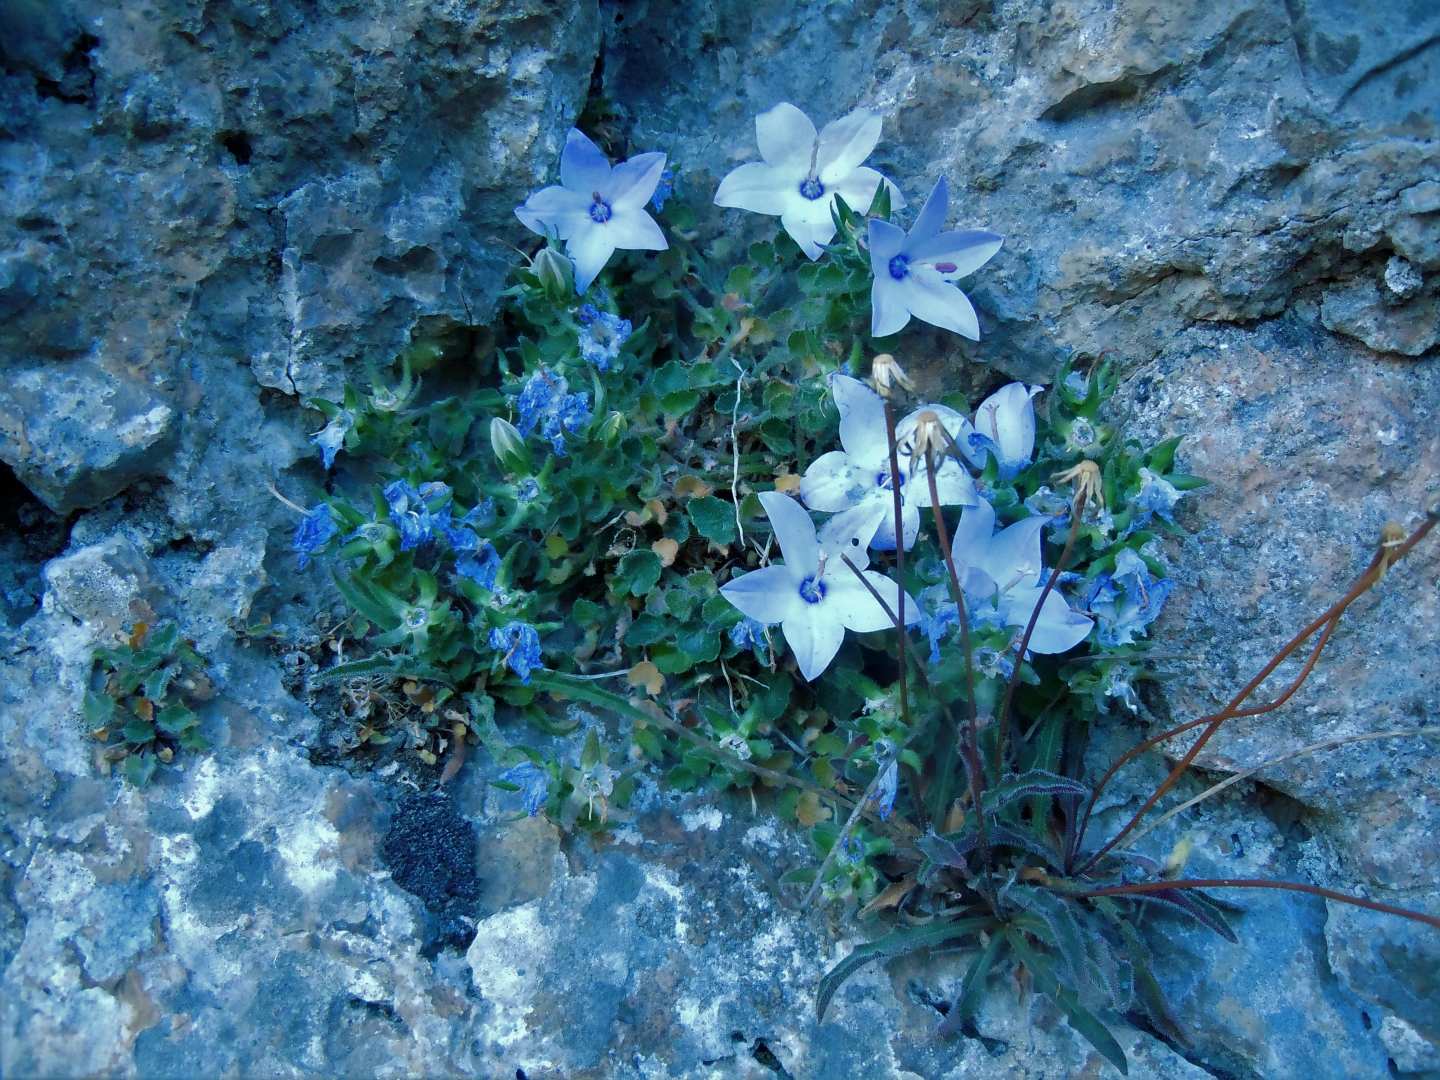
[
  {"left": 0, "top": 0, "right": 597, "bottom": 512},
  {"left": 2, "top": 0, "right": 1438, "bottom": 1077}
]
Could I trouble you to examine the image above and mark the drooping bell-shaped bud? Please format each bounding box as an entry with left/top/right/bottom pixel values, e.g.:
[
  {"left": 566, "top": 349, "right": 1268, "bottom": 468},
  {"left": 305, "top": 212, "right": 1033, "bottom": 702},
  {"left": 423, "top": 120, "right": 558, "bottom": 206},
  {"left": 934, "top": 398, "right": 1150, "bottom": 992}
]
[
  {"left": 531, "top": 245, "right": 574, "bottom": 300},
  {"left": 490, "top": 417, "right": 533, "bottom": 474}
]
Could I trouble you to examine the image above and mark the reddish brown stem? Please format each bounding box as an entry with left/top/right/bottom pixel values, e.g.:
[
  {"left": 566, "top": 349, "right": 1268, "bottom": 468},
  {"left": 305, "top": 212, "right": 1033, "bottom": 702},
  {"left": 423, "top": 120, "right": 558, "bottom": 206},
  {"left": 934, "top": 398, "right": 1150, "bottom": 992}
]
[
  {"left": 882, "top": 402, "right": 913, "bottom": 747},
  {"left": 1076, "top": 514, "right": 1436, "bottom": 875},
  {"left": 1078, "top": 878, "right": 1440, "bottom": 932}
]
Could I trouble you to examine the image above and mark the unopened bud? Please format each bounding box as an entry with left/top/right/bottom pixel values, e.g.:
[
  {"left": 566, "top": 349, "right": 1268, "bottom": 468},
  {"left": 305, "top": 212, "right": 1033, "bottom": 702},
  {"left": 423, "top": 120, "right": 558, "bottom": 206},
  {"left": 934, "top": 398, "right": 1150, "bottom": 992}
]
[
  {"left": 490, "top": 417, "right": 532, "bottom": 474},
  {"left": 531, "top": 245, "right": 574, "bottom": 299},
  {"left": 1053, "top": 460, "right": 1104, "bottom": 511},
  {"left": 870, "top": 353, "right": 914, "bottom": 398},
  {"left": 597, "top": 411, "right": 626, "bottom": 447}
]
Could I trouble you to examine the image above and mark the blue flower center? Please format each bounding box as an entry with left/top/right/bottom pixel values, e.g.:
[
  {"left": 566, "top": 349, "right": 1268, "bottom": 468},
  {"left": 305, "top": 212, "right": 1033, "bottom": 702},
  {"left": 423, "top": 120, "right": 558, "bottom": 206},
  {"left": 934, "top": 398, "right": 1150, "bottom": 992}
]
[
  {"left": 798, "top": 176, "right": 825, "bottom": 200},
  {"left": 875, "top": 468, "right": 904, "bottom": 491},
  {"left": 588, "top": 196, "right": 612, "bottom": 223},
  {"left": 798, "top": 575, "right": 826, "bottom": 604},
  {"left": 888, "top": 254, "right": 910, "bottom": 280}
]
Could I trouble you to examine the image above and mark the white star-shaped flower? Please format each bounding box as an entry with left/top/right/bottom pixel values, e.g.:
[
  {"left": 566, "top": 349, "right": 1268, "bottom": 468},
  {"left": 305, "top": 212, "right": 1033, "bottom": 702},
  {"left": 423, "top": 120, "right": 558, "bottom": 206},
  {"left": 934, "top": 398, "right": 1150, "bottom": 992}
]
[
  {"left": 951, "top": 499, "right": 1092, "bottom": 654},
  {"left": 800, "top": 374, "right": 979, "bottom": 551},
  {"left": 869, "top": 176, "right": 1002, "bottom": 339},
  {"left": 714, "top": 102, "right": 905, "bottom": 260},
  {"left": 720, "top": 492, "right": 919, "bottom": 681},
  {"left": 515, "top": 130, "right": 668, "bottom": 294}
]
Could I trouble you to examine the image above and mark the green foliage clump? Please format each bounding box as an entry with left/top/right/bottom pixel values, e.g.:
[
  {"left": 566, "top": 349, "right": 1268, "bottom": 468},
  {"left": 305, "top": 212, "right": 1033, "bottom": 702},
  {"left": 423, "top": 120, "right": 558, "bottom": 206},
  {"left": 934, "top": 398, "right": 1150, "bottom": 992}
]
[{"left": 84, "top": 621, "right": 212, "bottom": 786}]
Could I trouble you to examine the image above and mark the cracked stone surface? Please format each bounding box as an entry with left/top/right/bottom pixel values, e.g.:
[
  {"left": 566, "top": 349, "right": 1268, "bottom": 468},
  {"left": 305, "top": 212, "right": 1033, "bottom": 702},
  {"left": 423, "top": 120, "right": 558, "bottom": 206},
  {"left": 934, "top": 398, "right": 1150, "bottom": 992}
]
[{"left": 2, "top": 0, "right": 1438, "bottom": 1076}]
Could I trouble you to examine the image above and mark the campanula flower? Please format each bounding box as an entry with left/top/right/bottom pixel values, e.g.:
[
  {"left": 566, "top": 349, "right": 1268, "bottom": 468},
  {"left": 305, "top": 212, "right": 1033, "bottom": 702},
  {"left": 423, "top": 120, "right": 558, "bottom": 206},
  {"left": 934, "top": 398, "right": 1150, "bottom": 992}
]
[
  {"left": 489, "top": 621, "right": 542, "bottom": 683},
  {"left": 1131, "top": 467, "right": 1184, "bottom": 529},
  {"left": 515, "top": 129, "right": 668, "bottom": 294},
  {"left": 515, "top": 368, "right": 592, "bottom": 455},
  {"left": 498, "top": 761, "right": 549, "bottom": 816},
  {"left": 868, "top": 177, "right": 1002, "bottom": 339},
  {"left": 310, "top": 411, "right": 354, "bottom": 470},
  {"left": 456, "top": 541, "right": 501, "bottom": 591},
  {"left": 714, "top": 102, "right": 904, "bottom": 260},
  {"left": 577, "top": 308, "right": 632, "bottom": 372},
  {"left": 801, "top": 374, "right": 979, "bottom": 551},
  {"left": 292, "top": 505, "right": 338, "bottom": 569},
  {"left": 720, "top": 493, "right": 919, "bottom": 681},
  {"left": 650, "top": 167, "right": 675, "bottom": 212},
  {"left": 960, "top": 383, "right": 1043, "bottom": 480},
  {"left": 950, "top": 499, "right": 1093, "bottom": 655},
  {"left": 1086, "top": 548, "right": 1173, "bottom": 647}
]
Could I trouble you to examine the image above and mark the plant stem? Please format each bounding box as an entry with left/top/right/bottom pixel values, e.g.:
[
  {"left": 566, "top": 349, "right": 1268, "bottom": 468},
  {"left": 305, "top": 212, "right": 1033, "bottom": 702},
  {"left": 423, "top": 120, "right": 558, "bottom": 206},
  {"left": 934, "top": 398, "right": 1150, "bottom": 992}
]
[
  {"left": 1076, "top": 878, "right": 1440, "bottom": 932},
  {"left": 1075, "top": 512, "right": 1436, "bottom": 875}
]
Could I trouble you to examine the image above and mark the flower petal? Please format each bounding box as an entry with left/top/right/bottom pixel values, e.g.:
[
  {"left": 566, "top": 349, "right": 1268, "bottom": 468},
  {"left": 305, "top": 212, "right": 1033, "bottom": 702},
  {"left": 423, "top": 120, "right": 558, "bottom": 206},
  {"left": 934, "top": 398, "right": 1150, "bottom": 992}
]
[
  {"left": 801, "top": 449, "right": 865, "bottom": 513},
  {"left": 782, "top": 604, "right": 846, "bottom": 682},
  {"left": 826, "top": 571, "right": 921, "bottom": 632},
  {"left": 910, "top": 456, "right": 978, "bottom": 509},
  {"left": 984, "top": 514, "right": 1047, "bottom": 588},
  {"left": 758, "top": 490, "right": 819, "bottom": 571},
  {"left": 567, "top": 224, "right": 617, "bottom": 295},
  {"left": 756, "top": 102, "right": 817, "bottom": 172},
  {"left": 868, "top": 218, "right": 907, "bottom": 266},
  {"left": 605, "top": 206, "right": 668, "bottom": 252},
  {"left": 974, "top": 383, "right": 1041, "bottom": 470},
  {"left": 714, "top": 161, "right": 791, "bottom": 216},
  {"left": 560, "top": 129, "right": 612, "bottom": 193},
  {"left": 830, "top": 373, "right": 889, "bottom": 464},
  {"left": 870, "top": 498, "right": 920, "bottom": 552},
  {"left": 608, "top": 151, "right": 667, "bottom": 210},
  {"left": 515, "top": 186, "right": 592, "bottom": 239},
  {"left": 830, "top": 167, "right": 906, "bottom": 216},
  {"left": 818, "top": 500, "right": 887, "bottom": 572},
  {"left": 902, "top": 269, "right": 981, "bottom": 339},
  {"left": 908, "top": 176, "right": 950, "bottom": 244},
  {"left": 951, "top": 499, "right": 997, "bottom": 572},
  {"left": 721, "top": 565, "right": 800, "bottom": 624},
  {"left": 780, "top": 208, "right": 835, "bottom": 260},
  {"left": 816, "top": 108, "right": 882, "bottom": 185},
  {"left": 870, "top": 276, "right": 912, "bottom": 338},
  {"left": 909, "top": 229, "right": 1004, "bottom": 278},
  {"left": 1002, "top": 586, "right": 1093, "bottom": 654}
]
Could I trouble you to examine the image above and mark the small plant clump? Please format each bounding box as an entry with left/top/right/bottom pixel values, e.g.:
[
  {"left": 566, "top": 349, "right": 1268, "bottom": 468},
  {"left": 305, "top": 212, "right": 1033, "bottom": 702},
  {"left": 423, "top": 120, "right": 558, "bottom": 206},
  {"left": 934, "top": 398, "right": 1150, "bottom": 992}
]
[
  {"left": 85, "top": 621, "right": 213, "bottom": 786},
  {"left": 280, "top": 101, "right": 1439, "bottom": 1071}
]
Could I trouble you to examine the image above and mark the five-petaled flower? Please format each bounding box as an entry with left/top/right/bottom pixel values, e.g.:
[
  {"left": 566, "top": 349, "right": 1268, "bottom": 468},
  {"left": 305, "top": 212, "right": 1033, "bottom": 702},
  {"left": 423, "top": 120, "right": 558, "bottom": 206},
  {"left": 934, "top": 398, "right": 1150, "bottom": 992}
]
[
  {"left": 489, "top": 621, "right": 543, "bottom": 683},
  {"left": 868, "top": 176, "right": 1002, "bottom": 340},
  {"left": 516, "top": 129, "right": 668, "bottom": 294},
  {"left": 950, "top": 499, "right": 1093, "bottom": 655},
  {"left": 720, "top": 492, "right": 918, "bottom": 681},
  {"left": 801, "top": 374, "right": 978, "bottom": 551},
  {"left": 292, "top": 504, "right": 337, "bottom": 569},
  {"left": 714, "top": 102, "right": 904, "bottom": 260}
]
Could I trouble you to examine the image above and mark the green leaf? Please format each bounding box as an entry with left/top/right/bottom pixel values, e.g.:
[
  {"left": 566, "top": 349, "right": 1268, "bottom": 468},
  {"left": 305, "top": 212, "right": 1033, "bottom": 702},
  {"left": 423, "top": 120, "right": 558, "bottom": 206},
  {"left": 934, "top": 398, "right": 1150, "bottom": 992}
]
[
  {"left": 625, "top": 614, "right": 670, "bottom": 647},
  {"left": 982, "top": 771, "right": 1089, "bottom": 815},
  {"left": 938, "top": 932, "right": 1005, "bottom": 1037},
  {"left": 816, "top": 917, "right": 993, "bottom": 1022},
  {"left": 154, "top": 704, "right": 197, "bottom": 737},
  {"left": 1147, "top": 436, "right": 1182, "bottom": 475},
  {"left": 1007, "top": 931, "right": 1128, "bottom": 1075},
  {"left": 311, "top": 655, "right": 456, "bottom": 687},
  {"left": 615, "top": 549, "right": 663, "bottom": 597},
  {"left": 122, "top": 753, "right": 158, "bottom": 787},
  {"left": 83, "top": 690, "right": 116, "bottom": 728},
  {"left": 688, "top": 496, "right": 738, "bottom": 545},
  {"left": 121, "top": 718, "right": 156, "bottom": 745}
]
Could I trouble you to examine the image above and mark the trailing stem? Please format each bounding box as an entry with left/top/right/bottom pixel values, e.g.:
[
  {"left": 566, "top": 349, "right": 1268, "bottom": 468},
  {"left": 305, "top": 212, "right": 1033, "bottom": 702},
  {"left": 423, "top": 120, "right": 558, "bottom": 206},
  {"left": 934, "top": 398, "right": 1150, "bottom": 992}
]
[{"left": 1075, "top": 512, "right": 1437, "bottom": 875}]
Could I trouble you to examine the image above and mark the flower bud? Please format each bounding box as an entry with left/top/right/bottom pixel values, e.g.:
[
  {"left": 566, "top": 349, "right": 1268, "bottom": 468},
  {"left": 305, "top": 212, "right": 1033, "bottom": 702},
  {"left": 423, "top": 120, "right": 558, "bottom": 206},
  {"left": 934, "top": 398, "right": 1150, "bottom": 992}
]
[
  {"left": 490, "top": 417, "right": 533, "bottom": 474},
  {"left": 531, "top": 246, "right": 574, "bottom": 300},
  {"left": 597, "top": 410, "right": 626, "bottom": 446}
]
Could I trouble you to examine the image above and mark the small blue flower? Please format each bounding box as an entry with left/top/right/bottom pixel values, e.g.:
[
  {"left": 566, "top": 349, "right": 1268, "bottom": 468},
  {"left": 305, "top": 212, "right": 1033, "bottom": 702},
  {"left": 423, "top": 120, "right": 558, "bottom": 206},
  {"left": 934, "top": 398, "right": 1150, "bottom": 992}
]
[
  {"left": 650, "top": 167, "right": 675, "bottom": 212},
  {"left": 577, "top": 303, "right": 600, "bottom": 325},
  {"left": 973, "top": 646, "right": 1015, "bottom": 681},
  {"left": 456, "top": 541, "right": 501, "bottom": 590},
  {"left": 578, "top": 310, "right": 632, "bottom": 372},
  {"left": 516, "top": 370, "right": 560, "bottom": 438},
  {"left": 1130, "top": 467, "right": 1183, "bottom": 530},
  {"left": 868, "top": 760, "right": 898, "bottom": 820},
  {"left": 383, "top": 480, "right": 439, "bottom": 551},
  {"left": 1086, "top": 549, "right": 1173, "bottom": 647},
  {"left": 728, "top": 617, "right": 770, "bottom": 661},
  {"left": 921, "top": 602, "right": 959, "bottom": 665},
  {"left": 292, "top": 505, "right": 337, "bottom": 569},
  {"left": 310, "top": 411, "right": 353, "bottom": 470},
  {"left": 489, "top": 621, "right": 542, "bottom": 684},
  {"left": 838, "top": 834, "right": 866, "bottom": 865},
  {"left": 516, "top": 478, "right": 540, "bottom": 502},
  {"left": 498, "top": 760, "right": 549, "bottom": 816}
]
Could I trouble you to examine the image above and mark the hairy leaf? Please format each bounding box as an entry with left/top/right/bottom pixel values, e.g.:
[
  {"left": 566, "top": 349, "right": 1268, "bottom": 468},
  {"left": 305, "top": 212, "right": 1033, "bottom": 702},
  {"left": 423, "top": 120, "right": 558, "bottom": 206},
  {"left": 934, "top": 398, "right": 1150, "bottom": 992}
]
[
  {"left": 938, "top": 932, "right": 1005, "bottom": 1038},
  {"left": 816, "top": 917, "right": 993, "bottom": 1023}
]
